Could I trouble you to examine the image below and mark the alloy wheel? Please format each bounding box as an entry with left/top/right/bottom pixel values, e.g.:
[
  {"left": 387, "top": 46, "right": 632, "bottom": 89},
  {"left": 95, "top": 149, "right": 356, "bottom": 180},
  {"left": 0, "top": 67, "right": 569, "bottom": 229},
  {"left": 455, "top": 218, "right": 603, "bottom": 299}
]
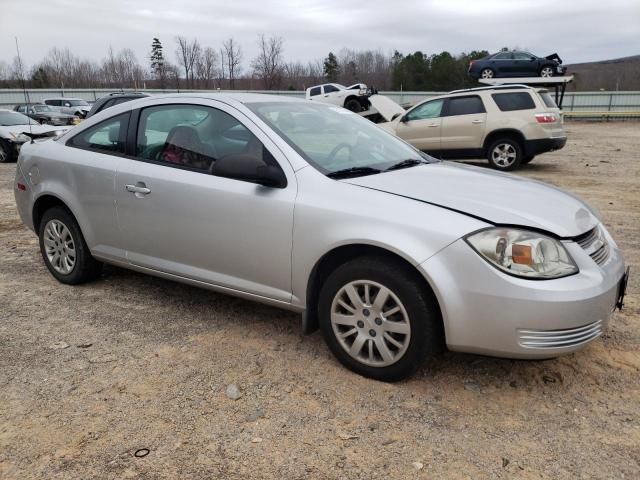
[
  {"left": 481, "top": 69, "right": 494, "bottom": 79},
  {"left": 491, "top": 143, "right": 517, "bottom": 168},
  {"left": 43, "top": 219, "right": 76, "bottom": 275},
  {"left": 330, "top": 280, "right": 411, "bottom": 367},
  {"left": 540, "top": 67, "right": 554, "bottom": 77}
]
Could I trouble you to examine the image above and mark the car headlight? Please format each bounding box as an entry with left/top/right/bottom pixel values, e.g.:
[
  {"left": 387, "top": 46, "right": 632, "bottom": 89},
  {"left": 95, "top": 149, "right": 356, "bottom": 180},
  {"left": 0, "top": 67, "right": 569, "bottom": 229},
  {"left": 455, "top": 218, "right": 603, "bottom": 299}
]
[
  {"left": 465, "top": 228, "right": 578, "bottom": 279},
  {"left": 9, "top": 132, "right": 31, "bottom": 143}
]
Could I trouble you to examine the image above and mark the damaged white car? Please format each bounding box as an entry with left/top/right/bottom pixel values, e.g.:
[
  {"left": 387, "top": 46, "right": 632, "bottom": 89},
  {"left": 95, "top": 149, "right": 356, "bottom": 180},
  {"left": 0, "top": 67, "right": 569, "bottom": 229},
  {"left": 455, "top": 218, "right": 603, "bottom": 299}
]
[{"left": 0, "top": 109, "right": 71, "bottom": 163}]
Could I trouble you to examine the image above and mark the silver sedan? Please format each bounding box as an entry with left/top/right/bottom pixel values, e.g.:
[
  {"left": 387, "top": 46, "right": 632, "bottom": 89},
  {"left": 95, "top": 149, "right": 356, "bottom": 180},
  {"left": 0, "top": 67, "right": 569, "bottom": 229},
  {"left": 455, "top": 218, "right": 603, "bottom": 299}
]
[{"left": 13, "top": 93, "right": 628, "bottom": 381}]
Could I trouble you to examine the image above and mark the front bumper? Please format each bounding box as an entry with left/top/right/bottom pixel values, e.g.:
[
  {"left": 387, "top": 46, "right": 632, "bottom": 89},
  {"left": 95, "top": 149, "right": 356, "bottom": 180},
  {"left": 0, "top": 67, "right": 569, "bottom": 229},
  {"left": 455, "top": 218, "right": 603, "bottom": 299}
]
[
  {"left": 524, "top": 136, "right": 567, "bottom": 157},
  {"left": 419, "top": 227, "right": 625, "bottom": 359}
]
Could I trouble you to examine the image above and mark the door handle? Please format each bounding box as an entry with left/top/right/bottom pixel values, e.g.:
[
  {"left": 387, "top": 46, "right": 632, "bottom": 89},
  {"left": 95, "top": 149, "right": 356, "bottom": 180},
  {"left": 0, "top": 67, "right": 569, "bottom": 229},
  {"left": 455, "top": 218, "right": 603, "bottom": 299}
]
[
  {"left": 428, "top": 123, "right": 439, "bottom": 127},
  {"left": 125, "top": 184, "right": 151, "bottom": 195},
  {"left": 471, "top": 119, "right": 484, "bottom": 124}
]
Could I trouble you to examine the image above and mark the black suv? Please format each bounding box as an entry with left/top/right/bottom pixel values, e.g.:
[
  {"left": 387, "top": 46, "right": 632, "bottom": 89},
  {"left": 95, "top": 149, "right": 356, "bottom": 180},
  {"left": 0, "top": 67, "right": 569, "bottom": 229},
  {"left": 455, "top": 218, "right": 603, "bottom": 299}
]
[{"left": 86, "top": 92, "right": 150, "bottom": 118}]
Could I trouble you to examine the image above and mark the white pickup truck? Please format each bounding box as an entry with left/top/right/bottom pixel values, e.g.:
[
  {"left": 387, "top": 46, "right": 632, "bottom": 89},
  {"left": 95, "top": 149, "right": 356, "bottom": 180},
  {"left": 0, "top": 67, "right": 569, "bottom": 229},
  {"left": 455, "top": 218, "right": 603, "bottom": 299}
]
[{"left": 305, "top": 83, "right": 375, "bottom": 112}]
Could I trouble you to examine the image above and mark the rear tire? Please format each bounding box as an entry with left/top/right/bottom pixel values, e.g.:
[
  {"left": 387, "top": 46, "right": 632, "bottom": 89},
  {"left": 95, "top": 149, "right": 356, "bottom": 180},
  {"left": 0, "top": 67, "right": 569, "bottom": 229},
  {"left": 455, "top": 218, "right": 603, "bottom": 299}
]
[
  {"left": 480, "top": 68, "right": 494, "bottom": 79},
  {"left": 38, "top": 206, "right": 102, "bottom": 285},
  {"left": 318, "top": 256, "right": 442, "bottom": 382},
  {"left": 344, "top": 99, "right": 361, "bottom": 112},
  {"left": 487, "top": 137, "right": 523, "bottom": 171}
]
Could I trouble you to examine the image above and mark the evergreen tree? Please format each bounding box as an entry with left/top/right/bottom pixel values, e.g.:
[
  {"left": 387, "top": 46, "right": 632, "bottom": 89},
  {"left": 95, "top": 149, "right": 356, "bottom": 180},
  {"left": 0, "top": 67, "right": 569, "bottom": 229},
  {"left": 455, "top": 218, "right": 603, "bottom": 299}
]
[
  {"left": 323, "top": 52, "right": 340, "bottom": 82},
  {"left": 150, "top": 38, "right": 165, "bottom": 85}
]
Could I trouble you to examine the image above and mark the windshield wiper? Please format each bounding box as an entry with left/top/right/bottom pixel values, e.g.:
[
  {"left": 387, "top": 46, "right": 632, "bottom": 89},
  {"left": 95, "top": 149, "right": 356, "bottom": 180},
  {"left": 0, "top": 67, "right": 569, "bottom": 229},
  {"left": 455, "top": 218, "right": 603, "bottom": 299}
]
[
  {"left": 327, "top": 166, "right": 382, "bottom": 179},
  {"left": 384, "top": 158, "right": 430, "bottom": 172}
]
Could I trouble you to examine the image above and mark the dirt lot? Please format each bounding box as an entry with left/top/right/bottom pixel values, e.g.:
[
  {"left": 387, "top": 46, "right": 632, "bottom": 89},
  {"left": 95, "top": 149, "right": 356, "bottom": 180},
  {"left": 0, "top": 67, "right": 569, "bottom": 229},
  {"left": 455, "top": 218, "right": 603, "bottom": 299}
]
[{"left": 0, "top": 122, "right": 638, "bottom": 479}]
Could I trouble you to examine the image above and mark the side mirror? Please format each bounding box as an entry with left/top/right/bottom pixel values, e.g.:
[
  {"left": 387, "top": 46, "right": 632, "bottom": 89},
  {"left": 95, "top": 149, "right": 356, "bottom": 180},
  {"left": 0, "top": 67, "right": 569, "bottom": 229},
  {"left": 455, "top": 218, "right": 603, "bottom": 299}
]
[
  {"left": 211, "top": 154, "right": 287, "bottom": 188},
  {"left": 400, "top": 115, "right": 409, "bottom": 123}
]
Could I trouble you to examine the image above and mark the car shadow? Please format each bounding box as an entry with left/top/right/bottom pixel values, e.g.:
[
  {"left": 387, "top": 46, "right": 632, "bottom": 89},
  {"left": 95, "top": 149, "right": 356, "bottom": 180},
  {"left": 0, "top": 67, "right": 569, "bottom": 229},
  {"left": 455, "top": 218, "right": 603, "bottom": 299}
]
[{"left": 95, "top": 264, "right": 578, "bottom": 391}]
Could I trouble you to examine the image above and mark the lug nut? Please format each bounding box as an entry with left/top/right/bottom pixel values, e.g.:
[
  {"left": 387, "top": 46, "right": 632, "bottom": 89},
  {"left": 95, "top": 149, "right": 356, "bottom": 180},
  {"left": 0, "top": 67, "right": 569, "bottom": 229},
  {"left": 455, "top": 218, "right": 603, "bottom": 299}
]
[
  {"left": 374, "top": 318, "right": 382, "bottom": 325},
  {"left": 369, "top": 329, "right": 376, "bottom": 337},
  {"left": 357, "top": 321, "right": 364, "bottom": 328},
  {"left": 362, "top": 308, "right": 370, "bottom": 317}
]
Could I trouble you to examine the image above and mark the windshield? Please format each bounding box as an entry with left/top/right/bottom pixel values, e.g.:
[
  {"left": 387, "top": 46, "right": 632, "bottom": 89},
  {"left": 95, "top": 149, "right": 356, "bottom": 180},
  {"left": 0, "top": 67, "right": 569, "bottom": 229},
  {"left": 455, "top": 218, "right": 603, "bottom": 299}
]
[
  {"left": 67, "top": 99, "right": 89, "bottom": 106},
  {"left": 0, "top": 111, "right": 38, "bottom": 126},
  {"left": 34, "top": 105, "right": 53, "bottom": 112},
  {"left": 246, "top": 101, "right": 435, "bottom": 175}
]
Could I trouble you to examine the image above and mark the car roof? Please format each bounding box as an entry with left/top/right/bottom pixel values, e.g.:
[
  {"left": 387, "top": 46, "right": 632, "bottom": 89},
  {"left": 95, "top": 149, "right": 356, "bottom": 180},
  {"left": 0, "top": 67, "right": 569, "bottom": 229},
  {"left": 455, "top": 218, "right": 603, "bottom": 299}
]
[
  {"left": 144, "top": 92, "right": 305, "bottom": 104},
  {"left": 43, "top": 97, "right": 84, "bottom": 100}
]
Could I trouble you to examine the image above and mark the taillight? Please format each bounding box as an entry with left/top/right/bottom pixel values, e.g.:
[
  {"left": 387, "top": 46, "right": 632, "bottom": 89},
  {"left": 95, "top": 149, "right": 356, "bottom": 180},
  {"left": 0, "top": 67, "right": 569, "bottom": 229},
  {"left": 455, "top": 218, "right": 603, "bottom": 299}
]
[{"left": 535, "top": 113, "right": 557, "bottom": 123}]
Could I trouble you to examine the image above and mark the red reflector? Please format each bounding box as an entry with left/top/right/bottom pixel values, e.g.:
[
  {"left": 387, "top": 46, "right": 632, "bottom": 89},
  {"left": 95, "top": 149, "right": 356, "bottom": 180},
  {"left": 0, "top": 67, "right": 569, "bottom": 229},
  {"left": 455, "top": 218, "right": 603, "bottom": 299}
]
[
  {"left": 535, "top": 113, "right": 557, "bottom": 123},
  {"left": 17, "top": 183, "right": 26, "bottom": 191}
]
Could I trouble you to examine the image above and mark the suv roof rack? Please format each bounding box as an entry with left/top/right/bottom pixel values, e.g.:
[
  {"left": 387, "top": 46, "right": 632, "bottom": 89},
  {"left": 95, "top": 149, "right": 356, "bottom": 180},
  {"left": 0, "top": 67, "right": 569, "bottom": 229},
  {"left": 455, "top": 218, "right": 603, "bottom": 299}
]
[{"left": 448, "top": 84, "right": 532, "bottom": 94}]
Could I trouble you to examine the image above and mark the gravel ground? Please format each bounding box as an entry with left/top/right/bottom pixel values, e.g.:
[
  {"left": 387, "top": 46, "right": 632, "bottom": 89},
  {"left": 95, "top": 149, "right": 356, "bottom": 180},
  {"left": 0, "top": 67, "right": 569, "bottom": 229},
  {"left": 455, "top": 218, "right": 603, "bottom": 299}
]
[{"left": 0, "top": 122, "right": 638, "bottom": 479}]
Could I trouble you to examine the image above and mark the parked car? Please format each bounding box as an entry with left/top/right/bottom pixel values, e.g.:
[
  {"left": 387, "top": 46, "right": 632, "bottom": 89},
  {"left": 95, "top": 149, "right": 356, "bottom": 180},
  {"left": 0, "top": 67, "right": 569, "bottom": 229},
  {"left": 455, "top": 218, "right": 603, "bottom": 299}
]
[
  {"left": 43, "top": 97, "right": 92, "bottom": 118},
  {"left": 376, "top": 85, "right": 566, "bottom": 170},
  {"left": 13, "top": 94, "right": 627, "bottom": 381},
  {"left": 14, "top": 104, "right": 80, "bottom": 126},
  {"left": 469, "top": 51, "right": 567, "bottom": 79},
  {"left": 305, "top": 83, "right": 374, "bottom": 112},
  {"left": 0, "top": 109, "right": 71, "bottom": 163},
  {"left": 86, "top": 92, "right": 150, "bottom": 118}
]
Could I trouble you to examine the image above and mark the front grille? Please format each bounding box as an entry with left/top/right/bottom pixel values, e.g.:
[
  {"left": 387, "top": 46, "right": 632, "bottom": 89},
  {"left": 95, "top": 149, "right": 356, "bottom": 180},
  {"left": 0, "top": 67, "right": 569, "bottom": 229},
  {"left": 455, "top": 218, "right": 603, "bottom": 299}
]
[
  {"left": 574, "top": 226, "right": 609, "bottom": 266},
  {"left": 518, "top": 320, "right": 603, "bottom": 349}
]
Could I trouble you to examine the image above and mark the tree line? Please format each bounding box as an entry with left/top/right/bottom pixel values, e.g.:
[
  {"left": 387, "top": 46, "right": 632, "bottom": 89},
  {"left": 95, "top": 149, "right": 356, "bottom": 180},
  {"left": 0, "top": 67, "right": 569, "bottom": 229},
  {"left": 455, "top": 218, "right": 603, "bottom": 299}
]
[{"left": 0, "top": 35, "right": 489, "bottom": 91}]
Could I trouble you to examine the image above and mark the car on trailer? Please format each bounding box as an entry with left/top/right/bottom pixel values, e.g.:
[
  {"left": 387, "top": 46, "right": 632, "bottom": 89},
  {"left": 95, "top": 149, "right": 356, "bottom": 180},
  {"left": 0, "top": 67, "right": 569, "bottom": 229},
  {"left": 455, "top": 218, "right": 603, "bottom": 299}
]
[{"left": 469, "top": 51, "right": 567, "bottom": 79}]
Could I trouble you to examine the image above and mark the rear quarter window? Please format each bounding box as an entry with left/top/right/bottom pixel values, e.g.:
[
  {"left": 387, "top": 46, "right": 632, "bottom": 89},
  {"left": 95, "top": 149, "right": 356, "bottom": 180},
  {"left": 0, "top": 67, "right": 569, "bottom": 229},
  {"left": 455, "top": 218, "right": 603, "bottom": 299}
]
[
  {"left": 538, "top": 92, "right": 558, "bottom": 109},
  {"left": 491, "top": 92, "right": 536, "bottom": 111}
]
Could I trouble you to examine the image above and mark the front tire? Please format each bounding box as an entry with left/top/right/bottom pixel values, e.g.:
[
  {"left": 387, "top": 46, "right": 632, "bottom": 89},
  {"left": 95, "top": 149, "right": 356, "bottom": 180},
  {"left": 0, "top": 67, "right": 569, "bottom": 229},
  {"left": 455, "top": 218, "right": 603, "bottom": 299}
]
[
  {"left": 38, "top": 207, "right": 102, "bottom": 284},
  {"left": 344, "top": 99, "right": 361, "bottom": 112},
  {"left": 0, "top": 140, "right": 12, "bottom": 163},
  {"left": 540, "top": 65, "right": 555, "bottom": 78},
  {"left": 487, "top": 138, "right": 523, "bottom": 171},
  {"left": 318, "top": 256, "right": 442, "bottom": 382}
]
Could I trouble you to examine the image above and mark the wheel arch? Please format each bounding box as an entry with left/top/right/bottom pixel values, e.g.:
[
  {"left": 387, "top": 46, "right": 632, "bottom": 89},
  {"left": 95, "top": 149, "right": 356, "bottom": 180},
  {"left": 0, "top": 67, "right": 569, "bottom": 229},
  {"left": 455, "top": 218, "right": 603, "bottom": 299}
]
[
  {"left": 32, "top": 193, "right": 76, "bottom": 233},
  {"left": 483, "top": 129, "right": 525, "bottom": 154},
  {"left": 303, "top": 243, "right": 443, "bottom": 335}
]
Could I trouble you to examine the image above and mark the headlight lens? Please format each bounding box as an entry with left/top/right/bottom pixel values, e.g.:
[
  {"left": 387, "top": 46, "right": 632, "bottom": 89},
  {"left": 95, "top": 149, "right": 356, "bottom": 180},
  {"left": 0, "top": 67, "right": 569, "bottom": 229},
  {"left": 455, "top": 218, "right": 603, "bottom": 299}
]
[
  {"left": 466, "top": 228, "right": 578, "bottom": 279},
  {"left": 9, "top": 132, "right": 31, "bottom": 143}
]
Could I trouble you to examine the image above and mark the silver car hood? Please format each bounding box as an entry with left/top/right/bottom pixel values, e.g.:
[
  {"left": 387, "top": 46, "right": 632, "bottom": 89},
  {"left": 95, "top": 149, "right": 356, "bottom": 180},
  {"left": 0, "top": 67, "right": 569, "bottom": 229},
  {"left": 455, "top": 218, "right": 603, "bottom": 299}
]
[
  {"left": 0, "top": 124, "right": 69, "bottom": 137},
  {"left": 345, "top": 162, "right": 598, "bottom": 238}
]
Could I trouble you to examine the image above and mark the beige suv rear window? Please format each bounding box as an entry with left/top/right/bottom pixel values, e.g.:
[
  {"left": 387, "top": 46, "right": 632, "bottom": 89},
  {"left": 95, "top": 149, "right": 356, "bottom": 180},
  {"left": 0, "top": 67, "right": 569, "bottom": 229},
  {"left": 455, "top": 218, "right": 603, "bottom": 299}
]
[{"left": 491, "top": 92, "right": 535, "bottom": 111}]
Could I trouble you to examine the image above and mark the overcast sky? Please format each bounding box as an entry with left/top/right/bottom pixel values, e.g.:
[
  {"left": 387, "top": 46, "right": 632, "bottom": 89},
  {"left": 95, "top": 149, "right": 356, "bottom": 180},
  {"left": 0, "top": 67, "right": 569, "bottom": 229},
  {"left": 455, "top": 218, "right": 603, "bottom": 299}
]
[{"left": 1, "top": 0, "right": 639, "bottom": 69}]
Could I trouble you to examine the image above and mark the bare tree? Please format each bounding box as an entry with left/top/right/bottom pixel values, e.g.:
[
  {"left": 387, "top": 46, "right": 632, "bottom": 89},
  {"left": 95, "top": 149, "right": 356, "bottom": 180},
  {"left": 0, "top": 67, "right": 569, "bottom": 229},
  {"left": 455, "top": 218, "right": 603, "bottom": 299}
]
[
  {"left": 251, "top": 34, "right": 284, "bottom": 90},
  {"left": 195, "top": 47, "right": 218, "bottom": 89},
  {"left": 222, "top": 38, "right": 242, "bottom": 89},
  {"left": 175, "top": 36, "right": 201, "bottom": 88}
]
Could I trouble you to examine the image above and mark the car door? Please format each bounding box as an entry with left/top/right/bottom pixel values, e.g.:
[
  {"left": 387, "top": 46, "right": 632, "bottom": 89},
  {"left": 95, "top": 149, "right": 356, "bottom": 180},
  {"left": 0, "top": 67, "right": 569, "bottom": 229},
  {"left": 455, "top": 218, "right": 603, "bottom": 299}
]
[
  {"left": 394, "top": 99, "right": 444, "bottom": 152},
  {"left": 440, "top": 95, "right": 487, "bottom": 152},
  {"left": 512, "top": 51, "right": 536, "bottom": 76},
  {"left": 322, "top": 84, "right": 345, "bottom": 106},
  {"left": 492, "top": 52, "right": 514, "bottom": 76},
  {"left": 115, "top": 100, "right": 297, "bottom": 302}
]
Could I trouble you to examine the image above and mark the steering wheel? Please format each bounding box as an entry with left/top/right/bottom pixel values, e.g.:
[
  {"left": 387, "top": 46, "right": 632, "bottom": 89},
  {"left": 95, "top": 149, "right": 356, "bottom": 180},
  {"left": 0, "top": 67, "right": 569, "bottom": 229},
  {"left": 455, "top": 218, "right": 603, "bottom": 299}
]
[{"left": 327, "top": 142, "right": 353, "bottom": 163}]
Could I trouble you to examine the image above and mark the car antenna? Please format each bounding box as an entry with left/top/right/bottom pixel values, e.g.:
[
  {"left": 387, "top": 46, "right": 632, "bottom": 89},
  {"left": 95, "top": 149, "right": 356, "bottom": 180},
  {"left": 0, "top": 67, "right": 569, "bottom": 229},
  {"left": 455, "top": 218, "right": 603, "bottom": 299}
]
[{"left": 15, "top": 37, "right": 34, "bottom": 143}]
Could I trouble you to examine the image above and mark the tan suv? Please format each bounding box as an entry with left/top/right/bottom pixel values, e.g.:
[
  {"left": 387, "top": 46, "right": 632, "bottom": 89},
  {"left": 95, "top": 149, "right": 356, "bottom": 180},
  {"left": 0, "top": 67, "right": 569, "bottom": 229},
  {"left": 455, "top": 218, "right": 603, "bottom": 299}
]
[{"left": 378, "top": 85, "right": 566, "bottom": 171}]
